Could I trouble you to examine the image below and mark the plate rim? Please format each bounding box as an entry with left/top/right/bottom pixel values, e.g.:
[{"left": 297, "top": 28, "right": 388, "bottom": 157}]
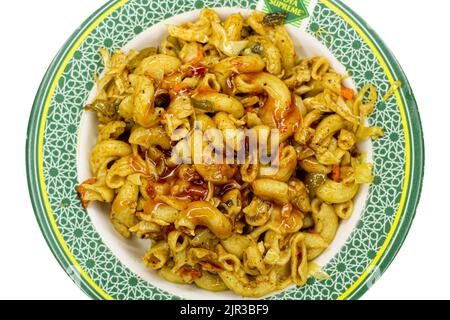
[
  {"left": 323, "top": 0, "right": 425, "bottom": 299},
  {"left": 26, "top": 0, "right": 425, "bottom": 300}
]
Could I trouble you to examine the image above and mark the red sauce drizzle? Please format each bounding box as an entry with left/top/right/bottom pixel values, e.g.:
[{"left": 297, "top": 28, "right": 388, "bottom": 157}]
[
  {"left": 180, "top": 267, "right": 202, "bottom": 280},
  {"left": 187, "top": 65, "right": 208, "bottom": 78},
  {"left": 146, "top": 184, "right": 157, "bottom": 199},
  {"left": 158, "top": 165, "right": 180, "bottom": 183},
  {"left": 176, "top": 184, "right": 209, "bottom": 202},
  {"left": 130, "top": 157, "right": 147, "bottom": 174}
]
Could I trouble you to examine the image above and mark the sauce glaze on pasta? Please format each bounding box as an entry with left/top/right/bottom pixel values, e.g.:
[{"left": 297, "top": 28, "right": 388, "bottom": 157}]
[{"left": 78, "top": 9, "right": 383, "bottom": 297}]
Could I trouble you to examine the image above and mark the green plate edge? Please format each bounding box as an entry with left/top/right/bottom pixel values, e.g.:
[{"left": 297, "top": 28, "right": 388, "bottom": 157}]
[{"left": 333, "top": 0, "right": 425, "bottom": 300}]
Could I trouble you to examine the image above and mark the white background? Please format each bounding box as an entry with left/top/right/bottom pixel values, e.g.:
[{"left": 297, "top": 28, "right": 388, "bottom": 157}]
[{"left": 0, "top": 0, "right": 447, "bottom": 300}]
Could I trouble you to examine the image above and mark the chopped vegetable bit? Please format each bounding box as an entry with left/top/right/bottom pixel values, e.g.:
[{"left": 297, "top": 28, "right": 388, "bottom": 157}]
[
  {"left": 263, "top": 12, "right": 289, "bottom": 27},
  {"left": 354, "top": 162, "right": 374, "bottom": 184},
  {"left": 172, "top": 83, "right": 190, "bottom": 95},
  {"left": 85, "top": 100, "right": 120, "bottom": 121},
  {"left": 304, "top": 173, "right": 327, "bottom": 198},
  {"left": 191, "top": 98, "right": 215, "bottom": 112},
  {"left": 341, "top": 86, "right": 355, "bottom": 100},
  {"left": 330, "top": 165, "right": 341, "bottom": 182},
  {"left": 180, "top": 267, "right": 202, "bottom": 280}
]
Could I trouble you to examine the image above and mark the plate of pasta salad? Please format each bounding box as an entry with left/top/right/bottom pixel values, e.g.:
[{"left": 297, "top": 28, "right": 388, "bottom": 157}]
[{"left": 27, "top": 0, "right": 424, "bottom": 300}]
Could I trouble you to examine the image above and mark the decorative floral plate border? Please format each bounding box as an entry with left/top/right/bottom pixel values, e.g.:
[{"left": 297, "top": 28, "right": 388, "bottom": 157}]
[{"left": 26, "top": 0, "right": 424, "bottom": 300}]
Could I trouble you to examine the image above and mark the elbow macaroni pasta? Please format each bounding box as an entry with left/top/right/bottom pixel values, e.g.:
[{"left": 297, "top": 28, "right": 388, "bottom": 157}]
[{"left": 78, "top": 9, "right": 383, "bottom": 298}]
